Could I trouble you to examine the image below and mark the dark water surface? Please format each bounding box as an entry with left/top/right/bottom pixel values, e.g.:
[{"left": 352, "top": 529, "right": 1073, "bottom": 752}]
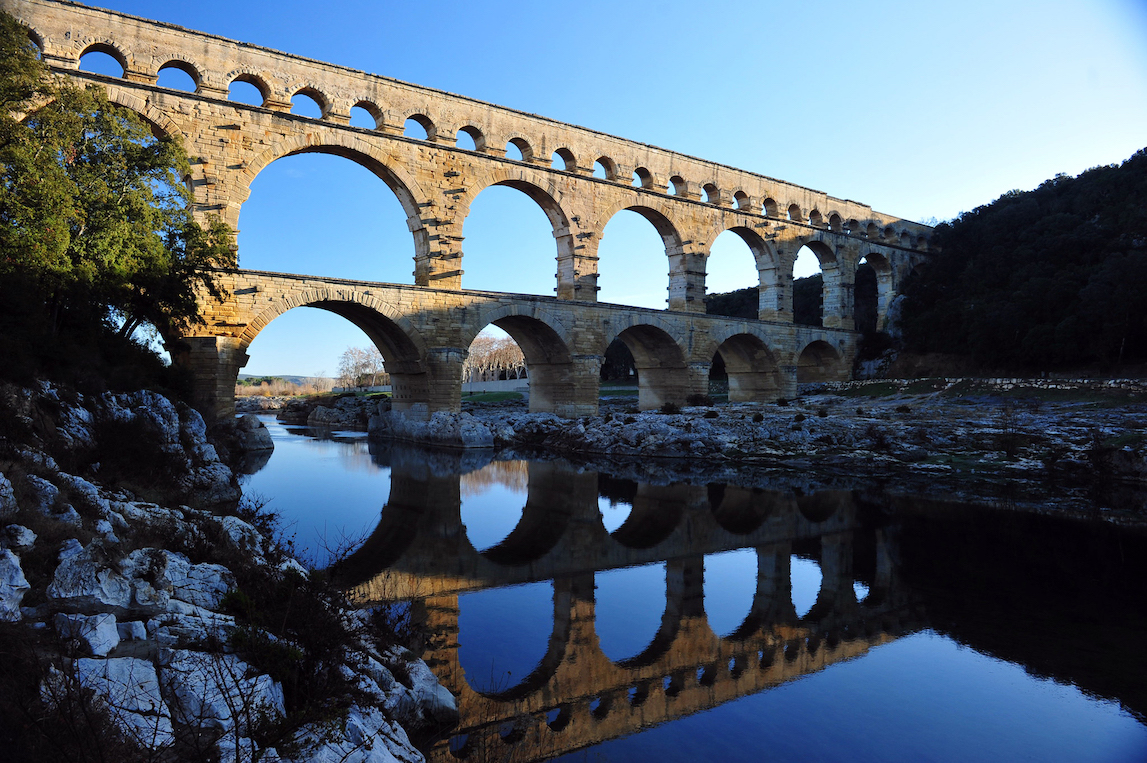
[{"left": 241, "top": 415, "right": 1147, "bottom": 762}]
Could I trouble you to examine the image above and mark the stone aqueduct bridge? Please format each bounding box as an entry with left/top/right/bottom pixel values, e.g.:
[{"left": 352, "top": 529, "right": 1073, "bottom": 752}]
[
  {"left": 342, "top": 455, "right": 920, "bottom": 762},
  {"left": 7, "top": 0, "right": 934, "bottom": 421}
]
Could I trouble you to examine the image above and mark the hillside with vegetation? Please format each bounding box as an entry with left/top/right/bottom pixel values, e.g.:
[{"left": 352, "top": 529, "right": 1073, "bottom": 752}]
[{"left": 901, "top": 149, "right": 1147, "bottom": 372}]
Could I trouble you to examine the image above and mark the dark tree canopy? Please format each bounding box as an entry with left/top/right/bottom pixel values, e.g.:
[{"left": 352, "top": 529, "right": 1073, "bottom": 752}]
[
  {"left": 0, "top": 11, "right": 235, "bottom": 390},
  {"left": 901, "top": 149, "right": 1147, "bottom": 371}
]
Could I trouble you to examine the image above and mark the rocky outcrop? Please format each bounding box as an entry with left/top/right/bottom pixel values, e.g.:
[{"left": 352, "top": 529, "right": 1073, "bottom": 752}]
[{"left": 0, "top": 382, "right": 457, "bottom": 763}]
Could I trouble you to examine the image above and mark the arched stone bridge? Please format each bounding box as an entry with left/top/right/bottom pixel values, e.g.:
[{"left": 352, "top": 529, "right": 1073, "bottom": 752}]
[
  {"left": 6, "top": 0, "right": 934, "bottom": 421},
  {"left": 341, "top": 453, "right": 921, "bottom": 762}
]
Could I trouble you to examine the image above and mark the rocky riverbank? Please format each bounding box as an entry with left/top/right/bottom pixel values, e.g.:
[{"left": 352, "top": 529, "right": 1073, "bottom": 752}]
[
  {"left": 0, "top": 382, "right": 457, "bottom": 762},
  {"left": 358, "top": 379, "right": 1147, "bottom": 519}
]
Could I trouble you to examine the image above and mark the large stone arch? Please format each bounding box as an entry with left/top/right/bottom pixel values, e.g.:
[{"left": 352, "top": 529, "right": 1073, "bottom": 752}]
[
  {"left": 703, "top": 224, "right": 782, "bottom": 321},
  {"left": 464, "top": 303, "right": 580, "bottom": 416},
  {"left": 697, "top": 329, "right": 783, "bottom": 403},
  {"left": 238, "top": 134, "right": 433, "bottom": 276},
  {"left": 594, "top": 199, "right": 690, "bottom": 310},
  {"left": 240, "top": 287, "right": 431, "bottom": 411},
  {"left": 602, "top": 318, "right": 694, "bottom": 410},
  {"left": 457, "top": 169, "right": 577, "bottom": 295},
  {"left": 795, "top": 338, "right": 846, "bottom": 384}
]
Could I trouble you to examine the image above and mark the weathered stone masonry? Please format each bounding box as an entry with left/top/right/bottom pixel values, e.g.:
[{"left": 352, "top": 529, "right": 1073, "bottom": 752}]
[{"left": 4, "top": 0, "right": 933, "bottom": 421}]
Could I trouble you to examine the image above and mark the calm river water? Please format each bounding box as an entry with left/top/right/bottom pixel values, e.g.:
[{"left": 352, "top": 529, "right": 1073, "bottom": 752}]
[{"left": 241, "top": 415, "right": 1147, "bottom": 762}]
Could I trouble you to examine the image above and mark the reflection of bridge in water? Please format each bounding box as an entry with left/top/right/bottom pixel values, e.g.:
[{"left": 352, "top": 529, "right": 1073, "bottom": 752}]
[{"left": 341, "top": 450, "right": 923, "bottom": 762}]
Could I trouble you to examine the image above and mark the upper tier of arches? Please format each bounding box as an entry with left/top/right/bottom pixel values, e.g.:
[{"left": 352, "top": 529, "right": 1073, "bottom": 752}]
[{"left": 13, "top": 0, "right": 932, "bottom": 252}]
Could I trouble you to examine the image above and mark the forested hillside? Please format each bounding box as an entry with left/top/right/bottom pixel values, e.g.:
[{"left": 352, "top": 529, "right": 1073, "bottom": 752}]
[{"left": 901, "top": 149, "right": 1147, "bottom": 371}]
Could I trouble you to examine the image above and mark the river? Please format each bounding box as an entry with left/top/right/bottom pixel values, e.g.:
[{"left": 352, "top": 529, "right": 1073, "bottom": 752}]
[{"left": 240, "top": 415, "right": 1147, "bottom": 762}]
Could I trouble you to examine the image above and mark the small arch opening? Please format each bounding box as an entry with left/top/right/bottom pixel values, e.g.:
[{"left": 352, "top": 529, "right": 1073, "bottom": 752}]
[
  {"left": 593, "top": 157, "right": 616, "bottom": 180},
  {"left": 24, "top": 27, "right": 44, "bottom": 58},
  {"left": 733, "top": 190, "right": 750, "bottom": 210},
  {"left": 702, "top": 183, "right": 720, "bottom": 205},
  {"left": 667, "top": 175, "right": 686, "bottom": 197},
  {"left": 403, "top": 114, "right": 435, "bottom": 140},
  {"left": 829, "top": 213, "right": 844, "bottom": 233},
  {"left": 78, "top": 45, "right": 125, "bottom": 78},
  {"left": 456, "top": 125, "right": 486, "bottom": 152},
  {"left": 787, "top": 204, "right": 804, "bottom": 222},
  {"left": 290, "top": 89, "right": 325, "bottom": 119},
  {"left": 156, "top": 61, "right": 198, "bottom": 92},
  {"left": 866, "top": 223, "right": 879, "bottom": 239},
  {"left": 762, "top": 197, "right": 779, "bottom": 217},
  {"left": 349, "top": 101, "right": 381, "bottom": 129},
  {"left": 227, "top": 75, "right": 267, "bottom": 107},
  {"left": 550, "top": 147, "right": 577, "bottom": 171},
  {"left": 632, "top": 167, "right": 653, "bottom": 189},
  {"left": 505, "top": 137, "right": 533, "bottom": 162},
  {"left": 808, "top": 209, "right": 824, "bottom": 227}
]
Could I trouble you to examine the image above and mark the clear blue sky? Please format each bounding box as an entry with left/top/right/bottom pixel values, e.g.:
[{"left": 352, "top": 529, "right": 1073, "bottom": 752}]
[{"left": 78, "top": 0, "right": 1147, "bottom": 377}]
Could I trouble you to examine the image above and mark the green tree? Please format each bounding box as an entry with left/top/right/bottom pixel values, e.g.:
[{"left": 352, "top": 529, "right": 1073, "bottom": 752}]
[{"left": 0, "top": 11, "right": 234, "bottom": 366}]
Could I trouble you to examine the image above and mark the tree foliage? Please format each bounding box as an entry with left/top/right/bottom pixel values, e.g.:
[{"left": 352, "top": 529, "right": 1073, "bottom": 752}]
[
  {"left": 337, "top": 346, "right": 386, "bottom": 389},
  {"left": 463, "top": 331, "right": 526, "bottom": 382},
  {"left": 901, "top": 149, "right": 1147, "bottom": 370},
  {"left": 0, "top": 11, "right": 235, "bottom": 389}
]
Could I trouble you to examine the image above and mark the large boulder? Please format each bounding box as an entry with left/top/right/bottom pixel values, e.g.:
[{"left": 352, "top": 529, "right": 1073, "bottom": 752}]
[
  {"left": 70, "top": 657, "right": 175, "bottom": 748},
  {"left": 160, "top": 650, "right": 284, "bottom": 734},
  {"left": 369, "top": 410, "right": 493, "bottom": 449}
]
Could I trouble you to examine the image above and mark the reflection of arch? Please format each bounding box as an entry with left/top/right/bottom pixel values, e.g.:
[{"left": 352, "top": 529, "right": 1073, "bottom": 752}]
[
  {"left": 797, "top": 492, "right": 844, "bottom": 523},
  {"left": 471, "top": 580, "right": 571, "bottom": 700},
  {"left": 609, "top": 484, "right": 685, "bottom": 549},
  {"left": 708, "top": 485, "right": 777, "bottom": 534},
  {"left": 478, "top": 462, "right": 582, "bottom": 565},
  {"left": 469, "top": 309, "right": 577, "bottom": 417},
  {"left": 606, "top": 322, "right": 690, "bottom": 410},
  {"left": 709, "top": 333, "right": 782, "bottom": 403},
  {"left": 796, "top": 339, "right": 843, "bottom": 383},
  {"left": 240, "top": 288, "right": 430, "bottom": 410}
]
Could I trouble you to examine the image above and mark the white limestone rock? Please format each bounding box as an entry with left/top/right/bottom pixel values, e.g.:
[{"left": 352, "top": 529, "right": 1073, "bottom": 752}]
[
  {"left": 216, "top": 514, "right": 264, "bottom": 557},
  {"left": 369, "top": 410, "right": 494, "bottom": 449},
  {"left": 160, "top": 649, "right": 284, "bottom": 734},
  {"left": 122, "top": 548, "right": 234, "bottom": 611},
  {"left": 55, "top": 612, "right": 121, "bottom": 656},
  {"left": 118, "top": 619, "right": 148, "bottom": 641},
  {"left": 382, "top": 646, "right": 459, "bottom": 729},
  {"left": 23, "top": 474, "right": 59, "bottom": 514},
  {"left": 284, "top": 705, "right": 423, "bottom": 763},
  {"left": 146, "top": 609, "right": 236, "bottom": 647},
  {"left": 0, "top": 548, "right": 30, "bottom": 621},
  {"left": 72, "top": 657, "right": 174, "bottom": 748},
  {"left": 0, "top": 473, "right": 17, "bottom": 519},
  {"left": 58, "top": 473, "right": 111, "bottom": 515},
  {"left": 2, "top": 524, "right": 36, "bottom": 552},
  {"left": 47, "top": 541, "right": 133, "bottom": 609}
]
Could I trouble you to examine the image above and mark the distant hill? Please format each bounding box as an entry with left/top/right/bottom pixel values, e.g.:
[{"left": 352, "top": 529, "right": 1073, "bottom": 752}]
[{"left": 901, "top": 148, "right": 1147, "bottom": 371}]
